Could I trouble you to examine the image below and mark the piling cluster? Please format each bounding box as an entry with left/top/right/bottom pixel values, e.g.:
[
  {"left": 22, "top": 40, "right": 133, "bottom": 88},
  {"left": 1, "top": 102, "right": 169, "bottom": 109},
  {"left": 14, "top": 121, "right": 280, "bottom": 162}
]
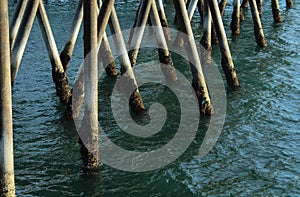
[{"left": 0, "top": 0, "right": 294, "bottom": 195}]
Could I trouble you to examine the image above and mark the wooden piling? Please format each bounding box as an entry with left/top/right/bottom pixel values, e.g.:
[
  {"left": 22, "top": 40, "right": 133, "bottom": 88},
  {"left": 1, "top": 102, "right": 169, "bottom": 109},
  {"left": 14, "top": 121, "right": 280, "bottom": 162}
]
[
  {"left": 218, "top": 0, "right": 227, "bottom": 16},
  {"left": 97, "top": 1, "right": 118, "bottom": 77},
  {"left": 11, "top": 0, "right": 39, "bottom": 85},
  {"left": 208, "top": 0, "right": 240, "bottom": 88},
  {"left": 36, "top": 0, "right": 72, "bottom": 104},
  {"left": 272, "top": 0, "right": 283, "bottom": 23},
  {"left": 9, "top": 0, "right": 28, "bottom": 48},
  {"left": 188, "top": 0, "right": 198, "bottom": 20},
  {"left": 128, "top": 3, "right": 141, "bottom": 47},
  {"left": 200, "top": 0, "right": 212, "bottom": 64},
  {"left": 150, "top": 0, "right": 177, "bottom": 83},
  {"left": 231, "top": 0, "right": 241, "bottom": 35},
  {"left": 60, "top": 0, "right": 83, "bottom": 72},
  {"left": 286, "top": 0, "right": 293, "bottom": 9},
  {"left": 256, "top": 0, "right": 262, "bottom": 16},
  {"left": 197, "top": 0, "right": 204, "bottom": 21},
  {"left": 173, "top": 0, "right": 213, "bottom": 115},
  {"left": 0, "top": 0, "right": 15, "bottom": 196},
  {"left": 109, "top": 6, "right": 146, "bottom": 112},
  {"left": 128, "top": 0, "right": 152, "bottom": 67},
  {"left": 157, "top": 0, "right": 172, "bottom": 42},
  {"left": 249, "top": 0, "right": 267, "bottom": 47},
  {"left": 79, "top": 0, "right": 100, "bottom": 171},
  {"left": 241, "top": 0, "right": 249, "bottom": 8}
]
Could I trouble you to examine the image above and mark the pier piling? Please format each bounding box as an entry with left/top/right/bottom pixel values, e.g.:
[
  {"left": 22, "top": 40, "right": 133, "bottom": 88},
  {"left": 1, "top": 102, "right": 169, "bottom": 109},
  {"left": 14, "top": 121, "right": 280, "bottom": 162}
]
[
  {"left": 286, "top": 0, "right": 293, "bottom": 9},
  {"left": 200, "top": 0, "right": 212, "bottom": 64},
  {"left": 231, "top": 0, "right": 241, "bottom": 35},
  {"left": 241, "top": 0, "right": 249, "bottom": 8},
  {"left": 79, "top": 0, "right": 100, "bottom": 171},
  {"left": 208, "top": 0, "right": 240, "bottom": 88},
  {"left": 109, "top": 6, "right": 146, "bottom": 112},
  {"left": 256, "top": 0, "right": 262, "bottom": 16},
  {"left": 37, "top": 0, "right": 72, "bottom": 104},
  {"left": 0, "top": 0, "right": 15, "bottom": 196},
  {"left": 272, "top": 0, "right": 283, "bottom": 23},
  {"left": 11, "top": 0, "right": 39, "bottom": 85},
  {"left": 173, "top": 0, "right": 213, "bottom": 115},
  {"left": 60, "top": 0, "right": 83, "bottom": 72},
  {"left": 249, "top": 0, "right": 267, "bottom": 47}
]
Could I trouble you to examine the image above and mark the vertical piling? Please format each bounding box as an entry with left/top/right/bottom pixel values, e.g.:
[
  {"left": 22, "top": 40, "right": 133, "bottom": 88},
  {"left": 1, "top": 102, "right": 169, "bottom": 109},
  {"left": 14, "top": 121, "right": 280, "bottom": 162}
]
[
  {"left": 0, "top": 0, "right": 15, "bottom": 196},
  {"left": 208, "top": 0, "right": 240, "bottom": 88},
  {"left": 231, "top": 0, "right": 241, "bottom": 35},
  {"left": 200, "top": 0, "right": 212, "bottom": 64},
  {"left": 173, "top": 0, "right": 213, "bottom": 115},
  {"left": 109, "top": 6, "right": 146, "bottom": 112},
  {"left": 249, "top": 0, "right": 267, "bottom": 47},
  {"left": 272, "top": 0, "right": 283, "bottom": 23},
  {"left": 80, "top": 0, "right": 99, "bottom": 171},
  {"left": 37, "top": 0, "right": 72, "bottom": 104},
  {"left": 286, "top": 0, "right": 293, "bottom": 9}
]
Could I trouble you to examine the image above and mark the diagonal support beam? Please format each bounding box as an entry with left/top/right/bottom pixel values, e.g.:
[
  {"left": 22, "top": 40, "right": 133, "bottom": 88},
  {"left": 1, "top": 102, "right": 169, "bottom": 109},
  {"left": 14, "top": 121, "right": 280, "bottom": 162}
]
[
  {"left": 173, "top": 0, "right": 213, "bottom": 115},
  {"left": 36, "top": 0, "right": 72, "bottom": 104}
]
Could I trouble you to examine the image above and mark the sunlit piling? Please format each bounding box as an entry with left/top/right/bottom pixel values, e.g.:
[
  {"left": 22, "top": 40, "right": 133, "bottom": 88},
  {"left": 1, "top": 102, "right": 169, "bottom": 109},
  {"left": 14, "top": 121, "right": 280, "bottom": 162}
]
[
  {"left": 249, "top": 0, "right": 267, "bottom": 47},
  {"left": 60, "top": 0, "right": 83, "bottom": 72},
  {"left": 173, "top": 0, "right": 213, "bottom": 115},
  {"left": 128, "top": 0, "right": 152, "bottom": 67},
  {"left": 37, "top": 0, "right": 72, "bottom": 104},
  {"left": 0, "top": 0, "right": 15, "bottom": 196},
  {"left": 150, "top": 0, "right": 177, "bottom": 82},
  {"left": 208, "top": 0, "right": 240, "bottom": 88},
  {"left": 127, "top": 0, "right": 177, "bottom": 82},
  {"left": 188, "top": 0, "right": 198, "bottom": 20},
  {"left": 9, "top": 0, "right": 28, "bottom": 48},
  {"left": 200, "top": 0, "right": 212, "bottom": 64},
  {"left": 97, "top": 1, "right": 118, "bottom": 77},
  {"left": 11, "top": 0, "right": 39, "bottom": 85},
  {"left": 158, "top": 0, "right": 172, "bottom": 42},
  {"left": 272, "top": 0, "right": 283, "bottom": 23},
  {"left": 256, "top": 0, "right": 262, "bottom": 16},
  {"left": 109, "top": 6, "right": 146, "bottom": 112}
]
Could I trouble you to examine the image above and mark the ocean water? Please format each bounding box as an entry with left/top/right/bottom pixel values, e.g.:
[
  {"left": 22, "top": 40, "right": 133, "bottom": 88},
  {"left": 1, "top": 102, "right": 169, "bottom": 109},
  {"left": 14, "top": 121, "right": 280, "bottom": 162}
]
[{"left": 8, "top": 0, "right": 300, "bottom": 196}]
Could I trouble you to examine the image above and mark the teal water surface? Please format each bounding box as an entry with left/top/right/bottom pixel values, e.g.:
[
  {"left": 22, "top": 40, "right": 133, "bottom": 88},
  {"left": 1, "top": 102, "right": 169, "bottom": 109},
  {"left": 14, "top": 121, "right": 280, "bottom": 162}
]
[{"left": 9, "top": 0, "right": 300, "bottom": 196}]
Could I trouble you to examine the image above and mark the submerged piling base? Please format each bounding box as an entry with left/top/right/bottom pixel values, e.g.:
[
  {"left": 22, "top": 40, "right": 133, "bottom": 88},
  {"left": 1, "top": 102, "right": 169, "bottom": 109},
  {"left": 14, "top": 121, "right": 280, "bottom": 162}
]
[
  {"left": 241, "top": 0, "right": 249, "bottom": 8},
  {"left": 249, "top": 0, "right": 267, "bottom": 47},
  {"left": 286, "top": 0, "right": 293, "bottom": 9},
  {"left": 272, "top": 0, "right": 283, "bottom": 23}
]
